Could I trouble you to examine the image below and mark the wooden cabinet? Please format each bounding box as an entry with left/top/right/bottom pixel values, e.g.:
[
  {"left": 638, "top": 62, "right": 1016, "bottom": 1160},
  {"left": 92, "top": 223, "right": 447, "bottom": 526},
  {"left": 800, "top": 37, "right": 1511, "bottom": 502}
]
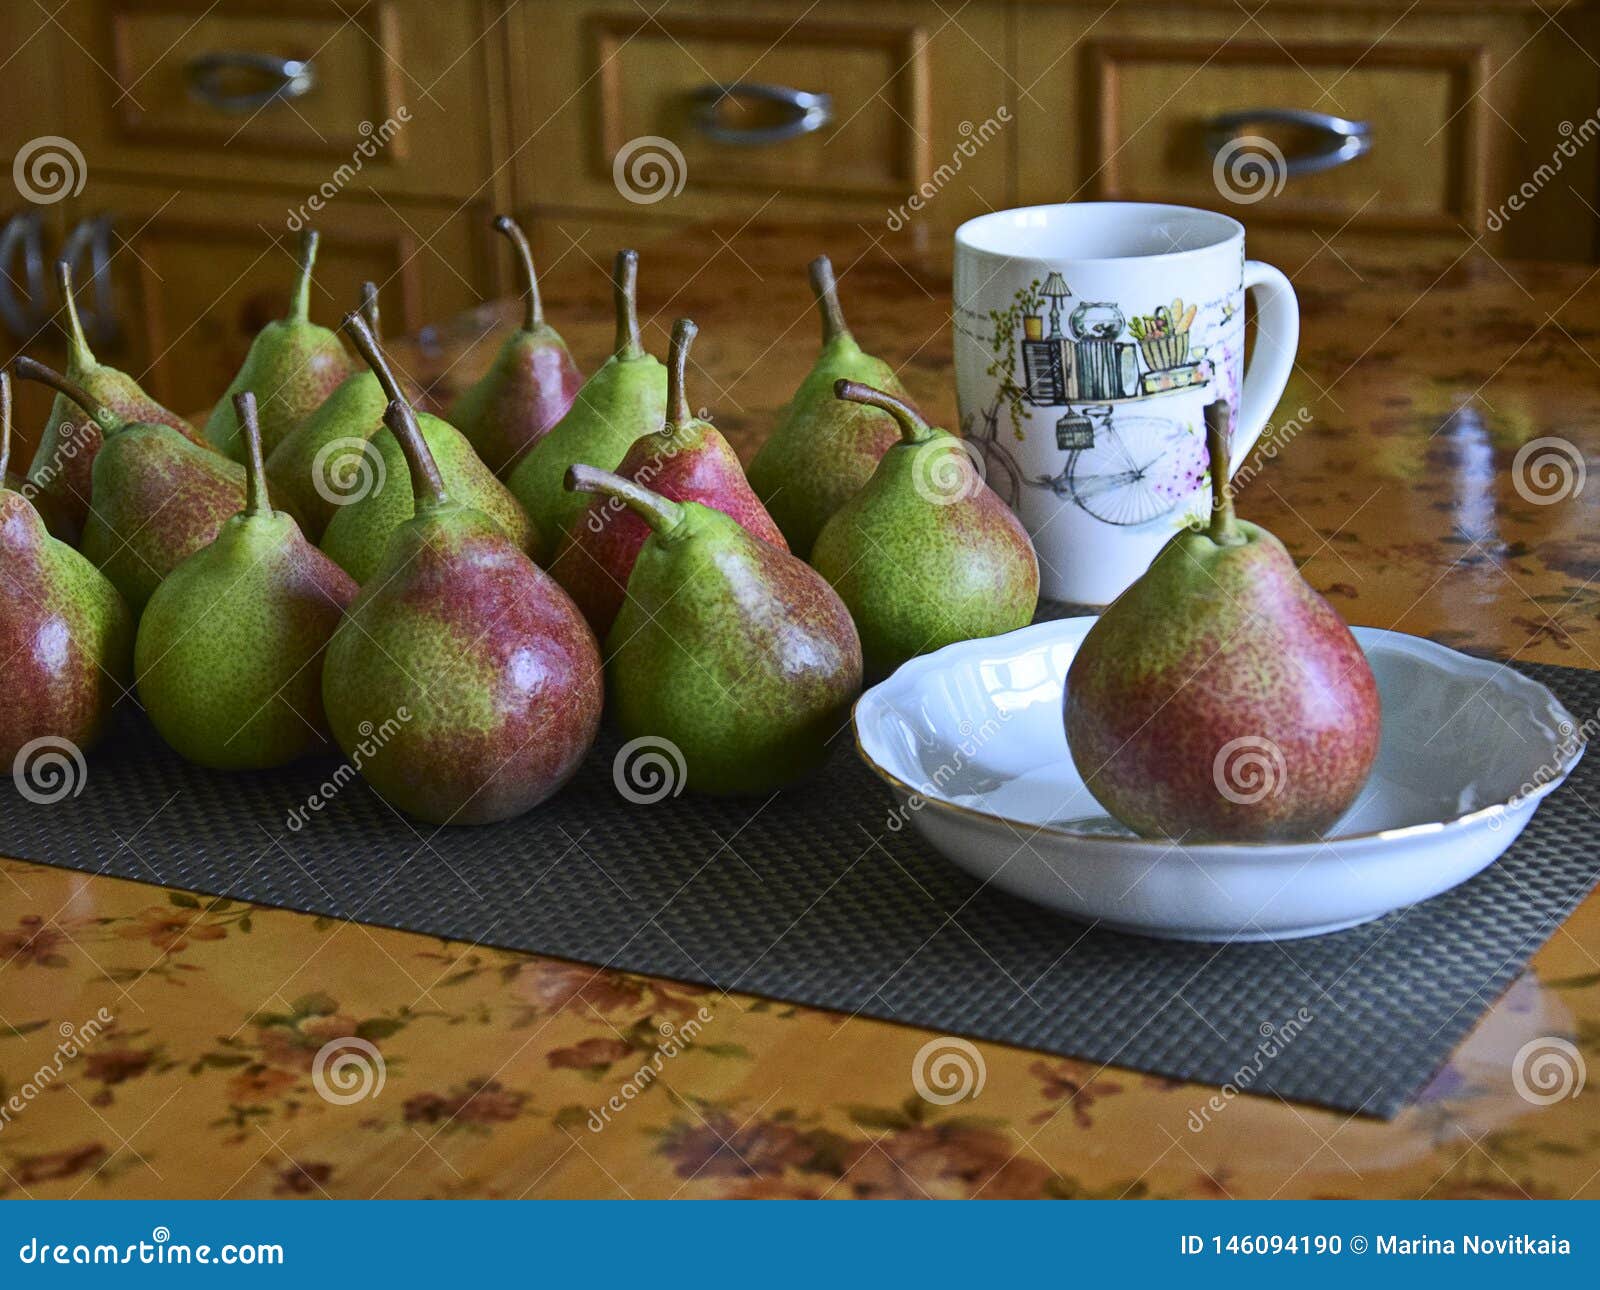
[{"left": 506, "top": 0, "right": 1013, "bottom": 239}]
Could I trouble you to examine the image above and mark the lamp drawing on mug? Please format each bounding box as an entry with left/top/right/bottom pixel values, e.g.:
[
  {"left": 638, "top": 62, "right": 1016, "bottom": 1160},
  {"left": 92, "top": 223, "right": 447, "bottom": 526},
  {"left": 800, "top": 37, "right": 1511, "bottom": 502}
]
[{"left": 960, "top": 278, "right": 1236, "bottom": 527}]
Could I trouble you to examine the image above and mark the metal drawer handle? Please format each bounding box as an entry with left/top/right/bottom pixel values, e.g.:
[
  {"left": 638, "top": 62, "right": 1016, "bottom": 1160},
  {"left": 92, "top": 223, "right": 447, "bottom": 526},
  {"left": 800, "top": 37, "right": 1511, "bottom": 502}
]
[
  {"left": 186, "top": 52, "right": 315, "bottom": 113},
  {"left": 688, "top": 82, "right": 832, "bottom": 146},
  {"left": 1204, "top": 108, "right": 1372, "bottom": 177},
  {"left": 0, "top": 209, "right": 49, "bottom": 340}
]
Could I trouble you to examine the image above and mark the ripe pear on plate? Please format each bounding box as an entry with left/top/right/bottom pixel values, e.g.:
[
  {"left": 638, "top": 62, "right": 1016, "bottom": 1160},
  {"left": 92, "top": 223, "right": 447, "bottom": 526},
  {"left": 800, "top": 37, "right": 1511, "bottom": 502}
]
[
  {"left": 509, "top": 249, "right": 667, "bottom": 560},
  {"left": 135, "top": 393, "right": 358, "bottom": 770},
  {"left": 319, "top": 313, "right": 539, "bottom": 584},
  {"left": 0, "top": 371, "right": 133, "bottom": 763},
  {"left": 1065, "top": 401, "right": 1381, "bottom": 842},
  {"left": 266, "top": 281, "right": 411, "bottom": 542},
  {"left": 322, "top": 399, "right": 603, "bottom": 826},
  {"left": 14, "top": 357, "right": 248, "bottom": 615},
  {"left": 747, "top": 255, "right": 911, "bottom": 556},
  {"left": 568, "top": 464, "right": 861, "bottom": 795},
  {"left": 551, "top": 317, "right": 786, "bottom": 637},
  {"left": 810, "top": 380, "right": 1039, "bottom": 677},
  {"left": 448, "top": 215, "right": 583, "bottom": 478},
  {"left": 204, "top": 229, "right": 354, "bottom": 461},
  {"left": 27, "top": 259, "right": 200, "bottom": 545}
]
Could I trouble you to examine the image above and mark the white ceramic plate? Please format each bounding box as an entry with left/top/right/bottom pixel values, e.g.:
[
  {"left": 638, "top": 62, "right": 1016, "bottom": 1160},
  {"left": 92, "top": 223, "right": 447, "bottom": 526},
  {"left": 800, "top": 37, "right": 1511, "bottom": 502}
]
[{"left": 854, "top": 618, "right": 1583, "bottom": 942}]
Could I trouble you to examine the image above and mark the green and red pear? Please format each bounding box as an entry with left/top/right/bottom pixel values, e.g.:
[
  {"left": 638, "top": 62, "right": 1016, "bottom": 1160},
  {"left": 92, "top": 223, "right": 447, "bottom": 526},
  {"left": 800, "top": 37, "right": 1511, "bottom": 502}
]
[
  {"left": 1065, "top": 400, "right": 1381, "bottom": 842},
  {"left": 569, "top": 464, "right": 860, "bottom": 795},
  {"left": 27, "top": 259, "right": 201, "bottom": 544},
  {"left": 321, "top": 398, "right": 602, "bottom": 826},
  {"left": 205, "top": 229, "right": 354, "bottom": 461},
  {"left": 448, "top": 215, "right": 583, "bottom": 477},
  {"left": 14, "top": 357, "right": 248, "bottom": 614},
  {"left": 0, "top": 369, "right": 134, "bottom": 764},
  {"left": 551, "top": 317, "right": 786, "bottom": 636},
  {"left": 136, "top": 392, "right": 358, "bottom": 770},
  {"left": 809, "top": 380, "right": 1039, "bottom": 677}
]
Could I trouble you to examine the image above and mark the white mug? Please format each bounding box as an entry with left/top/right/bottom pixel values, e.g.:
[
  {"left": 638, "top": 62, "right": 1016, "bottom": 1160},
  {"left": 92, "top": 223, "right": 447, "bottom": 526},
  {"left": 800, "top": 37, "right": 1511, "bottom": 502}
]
[{"left": 952, "top": 202, "right": 1298, "bottom": 604}]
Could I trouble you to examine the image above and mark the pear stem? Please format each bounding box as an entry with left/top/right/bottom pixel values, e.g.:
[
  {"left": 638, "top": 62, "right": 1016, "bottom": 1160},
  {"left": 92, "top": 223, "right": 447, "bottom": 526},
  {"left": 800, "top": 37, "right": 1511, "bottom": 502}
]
[
  {"left": 612, "top": 249, "right": 643, "bottom": 361},
  {"left": 55, "top": 260, "right": 95, "bottom": 367},
  {"left": 384, "top": 399, "right": 449, "bottom": 513},
  {"left": 666, "top": 318, "right": 697, "bottom": 428},
  {"left": 1204, "top": 399, "right": 1244, "bottom": 546},
  {"left": 566, "top": 463, "right": 684, "bottom": 535},
  {"left": 834, "top": 379, "right": 928, "bottom": 445},
  {"left": 810, "top": 255, "right": 850, "bottom": 345},
  {"left": 233, "top": 392, "right": 272, "bottom": 518},
  {"left": 288, "top": 229, "right": 318, "bottom": 324},
  {"left": 11, "top": 356, "right": 122, "bottom": 437},
  {"left": 341, "top": 312, "right": 411, "bottom": 412},
  {"left": 0, "top": 370, "right": 12, "bottom": 481},
  {"left": 494, "top": 215, "right": 544, "bottom": 332},
  {"left": 360, "top": 281, "right": 381, "bottom": 345}
]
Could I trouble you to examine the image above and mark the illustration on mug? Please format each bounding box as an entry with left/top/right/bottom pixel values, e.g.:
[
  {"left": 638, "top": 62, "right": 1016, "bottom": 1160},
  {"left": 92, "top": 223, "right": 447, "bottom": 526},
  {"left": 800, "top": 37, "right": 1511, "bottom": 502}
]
[{"left": 962, "top": 276, "right": 1241, "bottom": 527}]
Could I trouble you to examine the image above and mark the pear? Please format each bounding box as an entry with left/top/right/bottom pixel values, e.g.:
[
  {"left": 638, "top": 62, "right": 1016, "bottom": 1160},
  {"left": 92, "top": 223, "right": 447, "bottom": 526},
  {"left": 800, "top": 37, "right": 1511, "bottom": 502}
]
[
  {"left": 265, "top": 282, "right": 413, "bottom": 541},
  {"left": 1065, "top": 401, "right": 1381, "bottom": 842},
  {"left": 508, "top": 249, "right": 667, "bottom": 561},
  {"left": 135, "top": 392, "right": 358, "bottom": 770},
  {"left": 810, "top": 381, "right": 1039, "bottom": 677},
  {"left": 747, "top": 255, "right": 912, "bottom": 556},
  {"left": 204, "top": 229, "right": 354, "bottom": 461},
  {"left": 0, "top": 371, "right": 133, "bottom": 763},
  {"left": 568, "top": 465, "right": 861, "bottom": 795},
  {"left": 14, "top": 357, "right": 248, "bottom": 615},
  {"left": 322, "top": 399, "right": 603, "bottom": 826},
  {"left": 319, "top": 313, "right": 540, "bottom": 585},
  {"left": 551, "top": 317, "right": 786, "bottom": 636},
  {"left": 27, "top": 260, "right": 201, "bottom": 544},
  {"left": 448, "top": 215, "right": 583, "bottom": 478}
]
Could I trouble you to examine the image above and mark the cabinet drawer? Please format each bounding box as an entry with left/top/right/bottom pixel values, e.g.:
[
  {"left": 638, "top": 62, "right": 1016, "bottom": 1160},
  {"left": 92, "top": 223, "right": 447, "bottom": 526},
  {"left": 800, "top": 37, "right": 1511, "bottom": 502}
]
[
  {"left": 1084, "top": 38, "right": 1486, "bottom": 234},
  {"left": 512, "top": 0, "right": 1011, "bottom": 231},
  {"left": 60, "top": 0, "right": 502, "bottom": 200}
]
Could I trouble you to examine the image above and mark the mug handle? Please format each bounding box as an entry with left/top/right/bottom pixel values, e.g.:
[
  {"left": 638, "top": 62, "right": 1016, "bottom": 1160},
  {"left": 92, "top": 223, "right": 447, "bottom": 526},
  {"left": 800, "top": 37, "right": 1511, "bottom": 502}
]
[{"left": 1230, "top": 261, "right": 1299, "bottom": 472}]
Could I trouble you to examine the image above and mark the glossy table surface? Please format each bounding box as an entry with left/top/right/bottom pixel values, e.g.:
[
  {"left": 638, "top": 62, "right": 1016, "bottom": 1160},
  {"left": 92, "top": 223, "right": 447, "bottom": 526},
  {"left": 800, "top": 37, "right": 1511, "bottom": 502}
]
[{"left": 2, "top": 222, "right": 1598, "bottom": 1199}]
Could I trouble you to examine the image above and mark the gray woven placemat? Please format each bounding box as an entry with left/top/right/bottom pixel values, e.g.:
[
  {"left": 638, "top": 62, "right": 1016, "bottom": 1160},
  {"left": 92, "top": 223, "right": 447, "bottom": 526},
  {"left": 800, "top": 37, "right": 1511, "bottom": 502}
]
[{"left": 2, "top": 629, "right": 1595, "bottom": 1119}]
